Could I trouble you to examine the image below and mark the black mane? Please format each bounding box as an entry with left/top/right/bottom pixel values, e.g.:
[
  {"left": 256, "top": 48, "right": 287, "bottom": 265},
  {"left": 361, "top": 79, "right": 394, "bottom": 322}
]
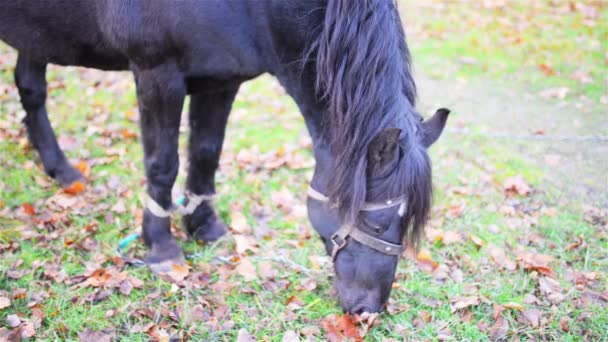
[{"left": 309, "top": 0, "right": 431, "bottom": 247}]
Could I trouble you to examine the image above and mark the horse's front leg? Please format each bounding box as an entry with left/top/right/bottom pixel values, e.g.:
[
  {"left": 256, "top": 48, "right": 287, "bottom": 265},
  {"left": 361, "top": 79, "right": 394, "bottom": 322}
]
[
  {"left": 183, "top": 86, "right": 240, "bottom": 242},
  {"left": 132, "top": 62, "right": 186, "bottom": 270},
  {"left": 14, "top": 55, "right": 83, "bottom": 186}
]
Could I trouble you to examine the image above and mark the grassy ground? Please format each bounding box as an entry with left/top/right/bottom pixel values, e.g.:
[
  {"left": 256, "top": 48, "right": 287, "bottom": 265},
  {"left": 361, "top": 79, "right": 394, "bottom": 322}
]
[{"left": 1, "top": 1, "right": 607, "bottom": 341}]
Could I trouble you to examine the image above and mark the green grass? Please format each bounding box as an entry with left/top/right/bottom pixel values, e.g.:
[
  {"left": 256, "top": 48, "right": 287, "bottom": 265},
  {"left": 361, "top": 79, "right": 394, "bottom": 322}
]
[{"left": 1, "top": 3, "right": 607, "bottom": 340}]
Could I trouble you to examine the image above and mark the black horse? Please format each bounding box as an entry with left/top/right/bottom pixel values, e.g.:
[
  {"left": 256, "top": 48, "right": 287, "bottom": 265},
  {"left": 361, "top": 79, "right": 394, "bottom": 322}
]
[{"left": 0, "top": 0, "right": 448, "bottom": 314}]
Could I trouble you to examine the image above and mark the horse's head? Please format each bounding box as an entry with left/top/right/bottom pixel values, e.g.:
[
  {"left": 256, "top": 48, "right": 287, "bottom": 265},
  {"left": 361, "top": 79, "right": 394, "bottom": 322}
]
[{"left": 308, "top": 108, "right": 449, "bottom": 314}]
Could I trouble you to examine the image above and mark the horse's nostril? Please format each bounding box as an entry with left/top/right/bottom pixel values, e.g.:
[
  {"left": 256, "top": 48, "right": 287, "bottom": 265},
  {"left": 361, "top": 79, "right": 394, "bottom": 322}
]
[{"left": 350, "top": 304, "right": 374, "bottom": 315}]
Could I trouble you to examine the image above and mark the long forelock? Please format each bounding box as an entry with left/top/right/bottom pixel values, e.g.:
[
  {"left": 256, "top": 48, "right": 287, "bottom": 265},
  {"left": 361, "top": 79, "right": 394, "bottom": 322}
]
[{"left": 308, "top": 0, "right": 417, "bottom": 223}]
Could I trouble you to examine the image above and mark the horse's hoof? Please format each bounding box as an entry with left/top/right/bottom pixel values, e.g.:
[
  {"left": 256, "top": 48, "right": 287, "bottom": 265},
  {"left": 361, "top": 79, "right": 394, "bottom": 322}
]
[
  {"left": 144, "top": 240, "right": 185, "bottom": 273},
  {"left": 54, "top": 166, "right": 85, "bottom": 188},
  {"left": 191, "top": 220, "right": 228, "bottom": 243}
]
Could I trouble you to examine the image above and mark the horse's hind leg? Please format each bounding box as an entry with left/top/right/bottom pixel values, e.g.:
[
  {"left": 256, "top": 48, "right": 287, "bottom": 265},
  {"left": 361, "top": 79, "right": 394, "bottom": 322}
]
[
  {"left": 14, "top": 55, "right": 83, "bottom": 186},
  {"left": 182, "top": 86, "right": 240, "bottom": 242}
]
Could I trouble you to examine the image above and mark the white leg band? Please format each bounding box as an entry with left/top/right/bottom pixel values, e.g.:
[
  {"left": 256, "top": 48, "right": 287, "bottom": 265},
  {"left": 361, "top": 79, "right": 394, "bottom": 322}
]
[
  {"left": 176, "top": 191, "right": 215, "bottom": 215},
  {"left": 146, "top": 195, "right": 172, "bottom": 218}
]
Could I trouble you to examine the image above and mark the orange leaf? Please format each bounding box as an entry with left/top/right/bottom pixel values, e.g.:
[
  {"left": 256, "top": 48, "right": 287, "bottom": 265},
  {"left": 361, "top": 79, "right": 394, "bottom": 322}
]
[
  {"left": 320, "top": 314, "right": 362, "bottom": 342},
  {"left": 539, "top": 63, "right": 555, "bottom": 76},
  {"left": 64, "top": 181, "right": 86, "bottom": 195},
  {"left": 74, "top": 160, "right": 91, "bottom": 179},
  {"left": 416, "top": 249, "right": 438, "bottom": 273},
  {"left": 121, "top": 129, "right": 138, "bottom": 139},
  {"left": 22, "top": 203, "right": 36, "bottom": 216}
]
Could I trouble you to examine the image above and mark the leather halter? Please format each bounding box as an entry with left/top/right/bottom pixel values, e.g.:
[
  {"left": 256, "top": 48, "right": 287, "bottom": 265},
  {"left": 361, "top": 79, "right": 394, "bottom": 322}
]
[{"left": 307, "top": 186, "right": 407, "bottom": 262}]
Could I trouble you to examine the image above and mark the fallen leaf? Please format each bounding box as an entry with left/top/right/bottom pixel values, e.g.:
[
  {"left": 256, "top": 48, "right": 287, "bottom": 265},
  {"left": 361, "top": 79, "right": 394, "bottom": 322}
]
[
  {"left": 446, "top": 201, "right": 466, "bottom": 218},
  {"left": 523, "top": 309, "right": 541, "bottom": 328},
  {"left": 21, "top": 203, "right": 36, "bottom": 216},
  {"left": 539, "top": 63, "right": 555, "bottom": 76},
  {"left": 538, "top": 277, "right": 566, "bottom": 304},
  {"left": 320, "top": 314, "right": 362, "bottom": 342},
  {"left": 0, "top": 297, "right": 10, "bottom": 309},
  {"left": 450, "top": 296, "right": 480, "bottom": 312},
  {"left": 119, "top": 280, "right": 133, "bottom": 296},
  {"left": 230, "top": 212, "right": 251, "bottom": 234},
  {"left": 503, "top": 176, "right": 531, "bottom": 197},
  {"left": 234, "top": 235, "right": 258, "bottom": 255},
  {"left": 503, "top": 302, "right": 524, "bottom": 311},
  {"left": 559, "top": 316, "right": 570, "bottom": 332},
  {"left": 74, "top": 160, "right": 91, "bottom": 179},
  {"left": 237, "top": 328, "right": 255, "bottom": 342},
  {"left": 490, "top": 313, "right": 509, "bottom": 341},
  {"left": 470, "top": 235, "right": 484, "bottom": 249},
  {"left": 165, "top": 264, "right": 190, "bottom": 282},
  {"left": 78, "top": 328, "right": 113, "bottom": 342},
  {"left": 488, "top": 245, "right": 516, "bottom": 271},
  {"left": 64, "top": 181, "right": 86, "bottom": 195},
  {"left": 416, "top": 249, "right": 438, "bottom": 273},
  {"left": 19, "top": 323, "right": 36, "bottom": 339},
  {"left": 236, "top": 258, "right": 257, "bottom": 282},
  {"left": 121, "top": 129, "right": 138, "bottom": 139},
  {"left": 7, "top": 314, "right": 21, "bottom": 327},
  {"left": 282, "top": 330, "right": 300, "bottom": 342}
]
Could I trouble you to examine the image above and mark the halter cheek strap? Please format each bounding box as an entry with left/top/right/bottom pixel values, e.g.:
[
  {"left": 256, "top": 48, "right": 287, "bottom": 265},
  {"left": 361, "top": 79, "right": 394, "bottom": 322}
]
[{"left": 308, "top": 186, "right": 407, "bottom": 262}]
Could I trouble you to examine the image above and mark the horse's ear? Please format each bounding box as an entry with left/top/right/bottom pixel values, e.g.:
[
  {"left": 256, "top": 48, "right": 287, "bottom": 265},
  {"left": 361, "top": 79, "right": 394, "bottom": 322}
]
[
  {"left": 368, "top": 128, "right": 402, "bottom": 171},
  {"left": 421, "top": 108, "right": 450, "bottom": 147}
]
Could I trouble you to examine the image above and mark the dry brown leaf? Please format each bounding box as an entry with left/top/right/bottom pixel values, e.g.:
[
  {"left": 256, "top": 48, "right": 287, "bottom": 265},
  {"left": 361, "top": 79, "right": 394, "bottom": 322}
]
[
  {"left": 538, "top": 277, "right": 565, "bottom": 303},
  {"left": 489, "top": 314, "right": 509, "bottom": 341},
  {"left": 234, "top": 234, "right": 258, "bottom": 255},
  {"left": 236, "top": 258, "right": 257, "bottom": 282},
  {"left": 165, "top": 264, "right": 190, "bottom": 282},
  {"left": 0, "top": 297, "right": 10, "bottom": 309},
  {"left": 282, "top": 330, "right": 300, "bottom": 342},
  {"left": 503, "top": 302, "right": 524, "bottom": 311},
  {"left": 121, "top": 129, "right": 138, "bottom": 139},
  {"left": 559, "top": 316, "right": 570, "bottom": 332},
  {"left": 119, "top": 280, "right": 133, "bottom": 296},
  {"left": 21, "top": 203, "right": 36, "bottom": 216},
  {"left": 523, "top": 309, "right": 541, "bottom": 328},
  {"left": 320, "top": 313, "right": 363, "bottom": 342},
  {"left": 470, "top": 235, "right": 484, "bottom": 249},
  {"left": 237, "top": 328, "right": 256, "bottom": 342},
  {"left": 230, "top": 212, "right": 251, "bottom": 234},
  {"left": 488, "top": 245, "right": 516, "bottom": 271},
  {"left": 7, "top": 314, "right": 21, "bottom": 327},
  {"left": 446, "top": 201, "right": 466, "bottom": 218},
  {"left": 78, "top": 328, "right": 113, "bottom": 342},
  {"left": 503, "top": 176, "right": 531, "bottom": 197},
  {"left": 416, "top": 249, "right": 439, "bottom": 273},
  {"left": 450, "top": 296, "right": 480, "bottom": 312}
]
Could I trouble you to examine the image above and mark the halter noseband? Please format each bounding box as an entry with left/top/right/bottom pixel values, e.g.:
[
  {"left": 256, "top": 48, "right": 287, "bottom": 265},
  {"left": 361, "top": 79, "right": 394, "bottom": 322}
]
[{"left": 307, "top": 186, "right": 407, "bottom": 262}]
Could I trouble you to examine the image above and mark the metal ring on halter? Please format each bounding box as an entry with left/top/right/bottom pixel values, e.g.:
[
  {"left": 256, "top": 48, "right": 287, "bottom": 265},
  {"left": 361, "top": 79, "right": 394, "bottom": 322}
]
[{"left": 307, "top": 185, "right": 407, "bottom": 262}]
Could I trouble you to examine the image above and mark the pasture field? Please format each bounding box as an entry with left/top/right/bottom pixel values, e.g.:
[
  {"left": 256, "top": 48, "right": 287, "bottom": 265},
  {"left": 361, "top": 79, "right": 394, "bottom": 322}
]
[{"left": 1, "top": 1, "right": 606, "bottom": 340}]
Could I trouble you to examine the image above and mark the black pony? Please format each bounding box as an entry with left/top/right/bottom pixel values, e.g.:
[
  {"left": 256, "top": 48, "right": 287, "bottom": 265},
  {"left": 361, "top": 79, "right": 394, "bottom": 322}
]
[{"left": 0, "top": 0, "right": 448, "bottom": 314}]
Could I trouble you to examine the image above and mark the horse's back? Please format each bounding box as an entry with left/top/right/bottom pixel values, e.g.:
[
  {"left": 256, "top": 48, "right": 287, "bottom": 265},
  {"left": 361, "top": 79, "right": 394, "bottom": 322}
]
[{"left": 0, "top": 0, "right": 127, "bottom": 69}]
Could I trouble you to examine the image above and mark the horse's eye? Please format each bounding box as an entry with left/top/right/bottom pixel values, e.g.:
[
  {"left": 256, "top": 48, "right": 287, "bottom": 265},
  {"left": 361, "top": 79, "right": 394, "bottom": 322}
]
[{"left": 373, "top": 227, "right": 383, "bottom": 235}]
